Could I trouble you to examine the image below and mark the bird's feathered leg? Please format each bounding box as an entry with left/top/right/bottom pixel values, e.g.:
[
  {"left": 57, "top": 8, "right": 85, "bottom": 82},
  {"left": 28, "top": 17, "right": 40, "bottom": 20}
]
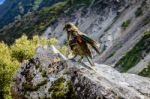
[
  {"left": 86, "top": 56, "right": 95, "bottom": 66},
  {"left": 78, "top": 56, "right": 83, "bottom": 63}
]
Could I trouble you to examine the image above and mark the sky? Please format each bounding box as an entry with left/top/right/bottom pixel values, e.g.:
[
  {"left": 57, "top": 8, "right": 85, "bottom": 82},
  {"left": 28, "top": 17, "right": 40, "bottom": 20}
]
[{"left": 0, "top": 0, "right": 5, "bottom": 5}]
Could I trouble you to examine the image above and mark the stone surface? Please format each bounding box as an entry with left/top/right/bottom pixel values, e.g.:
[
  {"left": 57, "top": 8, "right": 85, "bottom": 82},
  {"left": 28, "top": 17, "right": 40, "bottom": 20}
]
[{"left": 12, "top": 46, "right": 150, "bottom": 99}]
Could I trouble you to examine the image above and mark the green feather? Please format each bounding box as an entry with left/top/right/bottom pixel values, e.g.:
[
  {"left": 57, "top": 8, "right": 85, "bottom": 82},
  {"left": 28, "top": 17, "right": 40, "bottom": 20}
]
[{"left": 80, "top": 34, "right": 101, "bottom": 55}]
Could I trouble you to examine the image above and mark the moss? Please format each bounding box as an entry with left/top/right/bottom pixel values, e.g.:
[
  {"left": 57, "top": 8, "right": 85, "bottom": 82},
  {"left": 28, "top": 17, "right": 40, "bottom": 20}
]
[
  {"left": 48, "top": 77, "right": 77, "bottom": 99},
  {"left": 23, "top": 79, "right": 47, "bottom": 92},
  {"left": 37, "top": 79, "right": 47, "bottom": 86},
  {"left": 26, "top": 74, "right": 34, "bottom": 82},
  {"left": 22, "top": 83, "right": 39, "bottom": 91},
  {"left": 143, "top": 18, "right": 150, "bottom": 26},
  {"left": 48, "top": 77, "right": 66, "bottom": 99},
  {"left": 48, "top": 77, "right": 65, "bottom": 92},
  {"left": 39, "top": 67, "right": 42, "bottom": 72},
  {"left": 35, "top": 61, "right": 40, "bottom": 69},
  {"left": 65, "top": 81, "right": 77, "bottom": 99},
  {"left": 41, "top": 70, "right": 47, "bottom": 77},
  {"left": 139, "top": 63, "right": 150, "bottom": 77},
  {"left": 115, "top": 30, "right": 150, "bottom": 72},
  {"left": 121, "top": 19, "right": 131, "bottom": 29}
]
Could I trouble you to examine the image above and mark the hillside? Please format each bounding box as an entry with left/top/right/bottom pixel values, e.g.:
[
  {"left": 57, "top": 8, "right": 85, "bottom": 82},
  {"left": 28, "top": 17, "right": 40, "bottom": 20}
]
[{"left": 0, "top": 0, "right": 63, "bottom": 29}]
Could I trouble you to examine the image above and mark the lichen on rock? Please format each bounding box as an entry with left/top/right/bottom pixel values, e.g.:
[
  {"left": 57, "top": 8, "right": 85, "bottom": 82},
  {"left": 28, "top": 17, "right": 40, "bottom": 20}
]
[
  {"left": 48, "top": 76, "right": 76, "bottom": 99},
  {"left": 11, "top": 45, "right": 150, "bottom": 99}
]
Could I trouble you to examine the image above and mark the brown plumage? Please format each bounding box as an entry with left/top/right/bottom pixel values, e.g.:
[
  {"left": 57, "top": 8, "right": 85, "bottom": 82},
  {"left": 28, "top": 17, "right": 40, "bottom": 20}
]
[{"left": 63, "top": 23, "right": 101, "bottom": 66}]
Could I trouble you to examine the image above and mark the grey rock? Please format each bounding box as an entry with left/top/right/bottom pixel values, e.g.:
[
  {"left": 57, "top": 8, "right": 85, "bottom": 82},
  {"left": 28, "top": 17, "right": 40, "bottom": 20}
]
[{"left": 12, "top": 46, "right": 150, "bottom": 99}]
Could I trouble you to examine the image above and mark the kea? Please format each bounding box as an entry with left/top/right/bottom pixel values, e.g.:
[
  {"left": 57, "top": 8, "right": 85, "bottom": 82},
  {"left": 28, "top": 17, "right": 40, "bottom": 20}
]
[{"left": 63, "top": 23, "right": 101, "bottom": 66}]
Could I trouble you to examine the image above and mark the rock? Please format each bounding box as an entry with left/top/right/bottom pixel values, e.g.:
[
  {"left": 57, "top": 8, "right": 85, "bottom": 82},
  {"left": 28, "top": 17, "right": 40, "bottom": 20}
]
[{"left": 11, "top": 45, "right": 150, "bottom": 99}]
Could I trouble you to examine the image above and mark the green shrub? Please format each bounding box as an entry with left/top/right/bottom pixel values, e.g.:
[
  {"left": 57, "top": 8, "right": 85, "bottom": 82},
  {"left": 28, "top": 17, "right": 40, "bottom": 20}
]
[
  {"left": 33, "top": 0, "right": 43, "bottom": 10},
  {"left": 40, "top": 37, "right": 47, "bottom": 46},
  {"left": 47, "top": 38, "right": 58, "bottom": 45},
  {"left": 0, "top": 42, "right": 19, "bottom": 99},
  {"left": 10, "top": 35, "right": 60, "bottom": 62},
  {"left": 121, "top": 19, "right": 131, "bottom": 29},
  {"left": 139, "top": 63, "right": 150, "bottom": 77},
  {"left": 115, "top": 30, "right": 150, "bottom": 72},
  {"left": 10, "top": 35, "right": 37, "bottom": 62},
  {"left": 58, "top": 46, "right": 69, "bottom": 57}
]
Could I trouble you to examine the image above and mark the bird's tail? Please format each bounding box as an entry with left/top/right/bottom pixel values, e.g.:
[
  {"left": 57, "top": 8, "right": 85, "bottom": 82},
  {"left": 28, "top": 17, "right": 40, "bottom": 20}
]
[{"left": 80, "top": 34, "right": 101, "bottom": 55}]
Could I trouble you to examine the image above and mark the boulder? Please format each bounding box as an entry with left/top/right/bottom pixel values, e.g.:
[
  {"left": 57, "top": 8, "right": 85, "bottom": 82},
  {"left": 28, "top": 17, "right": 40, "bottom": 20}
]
[{"left": 11, "top": 45, "right": 150, "bottom": 99}]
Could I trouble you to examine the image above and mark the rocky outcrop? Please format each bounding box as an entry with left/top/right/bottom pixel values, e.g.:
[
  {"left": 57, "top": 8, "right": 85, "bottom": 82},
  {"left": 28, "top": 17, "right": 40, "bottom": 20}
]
[{"left": 12, "top": 46, "right": 150, "bottom": 99}]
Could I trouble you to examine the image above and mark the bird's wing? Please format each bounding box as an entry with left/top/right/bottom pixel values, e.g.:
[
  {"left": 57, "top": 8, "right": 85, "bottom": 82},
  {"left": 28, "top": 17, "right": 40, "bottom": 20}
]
[{"left": 80, "top": 34, "right": 101, "bottom": 55}]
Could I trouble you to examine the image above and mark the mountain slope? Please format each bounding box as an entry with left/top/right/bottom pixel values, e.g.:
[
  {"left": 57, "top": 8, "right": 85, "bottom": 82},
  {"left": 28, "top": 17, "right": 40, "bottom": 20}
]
[{"left": 0, "top": 0, "right": 63, "bottom": 29}]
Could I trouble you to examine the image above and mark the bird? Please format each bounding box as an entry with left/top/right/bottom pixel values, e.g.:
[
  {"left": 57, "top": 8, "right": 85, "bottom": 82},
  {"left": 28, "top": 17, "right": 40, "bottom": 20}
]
[{"left": 63, "top": 23, "right": 101, "bottom": 66}]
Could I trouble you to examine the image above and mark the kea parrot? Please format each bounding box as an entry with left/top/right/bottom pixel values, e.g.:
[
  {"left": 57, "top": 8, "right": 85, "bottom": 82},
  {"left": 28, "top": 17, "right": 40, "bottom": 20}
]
[{"left": 63, "top": 23, "right": 101, "bottom": 66}]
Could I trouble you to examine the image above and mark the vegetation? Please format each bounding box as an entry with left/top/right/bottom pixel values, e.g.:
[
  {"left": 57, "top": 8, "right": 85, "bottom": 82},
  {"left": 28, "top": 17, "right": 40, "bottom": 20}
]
[
  {"left": 0, "top": 0, "right": 93, "bottom": 44},
  {"left": 47, "top": 38, "right": 58, "bottom": 45},
  {"left": 0, "top": 0, "right": 64, "bottom": 29},
  {"left": 23, "top": 79, "right": 47, "bottom": 92},
  {"left": 0, "top": 1, "right": 68, "bottom": 44},
  {"left": 10, "top": 35, "right": 37, "bottom": 62},
  {"left": 37, "top": 79, "right": 47, "bottom": 87},
  {"left": 0, "top": 42, "right": 19, "bottom": 99},
  {"left": 139, "top": 62, "right": 150, "bottom": 77},
  {"left": 0, "top": 34, "right": 69, "bottom": 99},
  {"left": 22, "top": 83, "right": 39, "bottom": 91},
  {"left": 135, "top": 7, "right": 143, "bottom": 17},
  {"left": 41, "top": 70, "right": 47, "bottom": 77},
  {"left": 26, "top": 74, "right": 34, "bottom": 82},
  {"left": 35, "top": 60, "right": 40, "bottom": 69},
  {"left": 143, "top": 18, "right": 150, "bottom": 26},
  {"left": 59, "top": 46, "right": 69, "bottom": 57},
  {"left": 33, "top": 0, "right": 43, "bottom": 10},
  {"left": 121, "top": 19, "right": 131, "bottom": 29},
  {"left": 70, "top": 0, "right": 93, "bottom": 6},
  {"left": 48, "top": 77, "right": 76, "bottom": 99},
  {"left": 115, "top": 30, "right": 150, "bottom": 72}
]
